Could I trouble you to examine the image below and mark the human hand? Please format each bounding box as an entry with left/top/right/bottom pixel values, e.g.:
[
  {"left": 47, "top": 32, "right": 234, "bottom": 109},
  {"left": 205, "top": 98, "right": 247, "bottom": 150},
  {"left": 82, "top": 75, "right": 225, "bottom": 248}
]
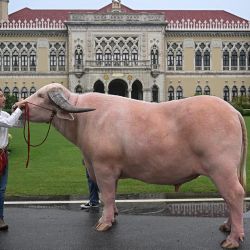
[{"left": 12, "top": 99, "right": 26, "bottom": 111}]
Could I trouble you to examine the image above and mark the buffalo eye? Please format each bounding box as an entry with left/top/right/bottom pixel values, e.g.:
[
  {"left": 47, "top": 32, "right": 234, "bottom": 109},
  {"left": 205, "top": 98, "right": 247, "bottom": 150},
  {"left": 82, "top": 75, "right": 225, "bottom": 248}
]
[{"left": 37, "top": 93, "right": 44, "bottom": 98}]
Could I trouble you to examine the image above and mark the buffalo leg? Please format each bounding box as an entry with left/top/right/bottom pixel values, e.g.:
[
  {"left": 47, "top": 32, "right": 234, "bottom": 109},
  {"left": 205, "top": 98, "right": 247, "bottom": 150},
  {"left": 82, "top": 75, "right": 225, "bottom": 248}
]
[
  {"left": 211, "top": 173, "right": 245, "bottom": 249},
  {"left": 94, "top": 173, "right": 117, "bottom": 231}
]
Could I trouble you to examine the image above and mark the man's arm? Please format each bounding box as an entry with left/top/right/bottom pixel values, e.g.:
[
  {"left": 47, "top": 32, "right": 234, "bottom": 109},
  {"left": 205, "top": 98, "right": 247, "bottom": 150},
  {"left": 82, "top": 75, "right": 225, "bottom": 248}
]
[{"left": 0, "top": 108, "right": 23, "bottom": 128}]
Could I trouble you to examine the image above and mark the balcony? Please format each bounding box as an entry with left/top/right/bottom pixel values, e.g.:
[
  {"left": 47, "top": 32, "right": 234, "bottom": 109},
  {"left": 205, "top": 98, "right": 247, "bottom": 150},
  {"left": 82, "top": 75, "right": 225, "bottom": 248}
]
[
  {"left": 74, "top": 64, "right": 85, "bottom": 78},
  {"left": 151, "top": 64, "right": 160, "bottom": 78},
  {"left": 85, "top": 60, "right": 150, "bottom": 69},
  {"left": 3, "top": 66, "right": 10, "bottom": 71},
  {"left": 30, "top": 66, "right": 36, "bottom": 72},
  {"left": 21, "top": 66, "right": 28, "bottom": 71},
  {"left": 12, "top": 66, "right": 19, "bottom": 71}
]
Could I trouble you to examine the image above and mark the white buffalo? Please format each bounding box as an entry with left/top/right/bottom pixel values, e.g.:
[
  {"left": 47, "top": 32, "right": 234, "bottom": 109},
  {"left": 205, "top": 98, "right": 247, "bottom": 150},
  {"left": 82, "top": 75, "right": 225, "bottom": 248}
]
[{"left": 16, "top": 83, "right": 247, "bottom": 249}]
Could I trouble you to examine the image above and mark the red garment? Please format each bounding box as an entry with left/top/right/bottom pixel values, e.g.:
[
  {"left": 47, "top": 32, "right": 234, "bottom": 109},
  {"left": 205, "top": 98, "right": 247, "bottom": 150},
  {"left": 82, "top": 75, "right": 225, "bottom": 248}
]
[{"left": 0, "top": 149, "right": 7, "bottom": 175}]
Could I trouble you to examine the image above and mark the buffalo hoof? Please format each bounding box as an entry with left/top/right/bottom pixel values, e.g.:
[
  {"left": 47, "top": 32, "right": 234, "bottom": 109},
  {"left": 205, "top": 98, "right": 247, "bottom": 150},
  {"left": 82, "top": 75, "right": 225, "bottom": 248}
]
[
  {"left": 95, "top": 222, "right": 112, "bottom": 232},
  {"left": 219, "top": 223, "right": 231, "bottom": 233},
  {"left": 220, "top": 238, "right": 241, "bottom": 249}
]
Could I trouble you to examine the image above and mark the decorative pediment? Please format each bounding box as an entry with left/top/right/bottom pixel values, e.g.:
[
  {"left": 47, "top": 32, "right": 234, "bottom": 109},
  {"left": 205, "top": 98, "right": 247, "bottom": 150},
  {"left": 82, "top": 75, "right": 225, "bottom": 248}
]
[{"left": 112, "top": 0, "right": 121, "bottom": 13}]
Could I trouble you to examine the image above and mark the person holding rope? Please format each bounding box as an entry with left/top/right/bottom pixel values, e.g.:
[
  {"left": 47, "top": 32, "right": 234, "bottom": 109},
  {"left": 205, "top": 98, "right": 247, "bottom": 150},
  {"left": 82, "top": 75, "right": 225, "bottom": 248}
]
[{"left": 0, "top": 91, "right": 25, "bottom": 231}]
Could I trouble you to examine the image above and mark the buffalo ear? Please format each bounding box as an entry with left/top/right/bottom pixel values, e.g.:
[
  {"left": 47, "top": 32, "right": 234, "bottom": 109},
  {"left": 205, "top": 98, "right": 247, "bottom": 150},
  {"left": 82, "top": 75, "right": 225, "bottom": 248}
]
[{"left": 56, "top": 110, "right": 74, "bottom": 120}]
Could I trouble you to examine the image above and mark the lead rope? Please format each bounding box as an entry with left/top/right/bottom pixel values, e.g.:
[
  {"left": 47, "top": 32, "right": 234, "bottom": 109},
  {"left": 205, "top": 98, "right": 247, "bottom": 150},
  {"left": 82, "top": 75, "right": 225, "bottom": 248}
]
[{"left": 23, "top": 103, "right": 56, "bottom": 168}]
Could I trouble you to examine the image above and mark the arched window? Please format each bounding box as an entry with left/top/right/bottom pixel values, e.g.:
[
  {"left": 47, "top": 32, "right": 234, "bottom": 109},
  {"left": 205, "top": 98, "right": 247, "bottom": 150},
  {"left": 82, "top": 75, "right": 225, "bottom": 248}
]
[
  {"left": 29, "top": 50, "right": 36, "bottom": 71},
  {"left": 131, "top": 48, "right": 138, "bottom": 65},
  {"left": 203, "top": 50, "right": 210, "bottom": 70},
  {"left": 96, "top": 48, "right": 103, "bottom": 66},
  {"left": 3, "top": 51, "right": 10, "bottom": 71},
  {"left": 240, "top": 85, "right": 246, "bottom": 96},
  {"left": 204, "top": 85, "right": 210, "bottom": 95},
  {"left": 21, "top": 50, "right": 28, "bottom": 71},
  {"left": 152, "top": 85, "right": 159, "bottom": 103},
  {"left": 12, "top": 87, "right": 19, "bottom": 99},
  {"left": 168, "top": 86, "right": 174, "bottom": 101},
  {"left": 223, "top": 51, "right": 229, "bottom": 70},
  {"left": 231, "top": 50, "right": 238, "bottom": 70},
  {"left": 12, "top": 50, "right": 19, "bottom": 71},
  {"left": 4, "top": 87, "right": 10, "bottom": 96},
  {"left": 176, "top": 50, "right": 182, "bottom": 70},
  {"left": 195, "top": 50, "right": 202, "bottom": 70},
  {"left": 239, "top": 50, "right": 246, "bottom": 70},
  {"left": 151, "top": 45, "right": 159, "bottom": 69},
  {"left": 58, "top": 50, "right": 65, "bottom": 71},
  {"left": 105, "top": 48, "right": 112, "bottom": 66},
  {"left": 195, "top": 85, "right": 202, "bottom": 95},
  {"left": 75, "top": 85, "right": 83, "bottom": 94},
  {"left": 21, "top": 87, "right": 28, "bottom": 99},
  {"left": 75, "top": 46, "right": 83, "bottom": 69},
  {"left": 30, "top": 86, "right": 36, "bottom": 95},
  {"left": 113, "top": 48, "right": 120, "bottom": 66},
  {"left": 232, "top": 85, "right": 238, "bottom": 101},
  {"left": 223, "top": 86, "right": 230, "bottom": 101},
  {"left": 167, "top": 50, "right": 174, "bottom": 70},
  {"left": 122, "top": 48, "right": 129, "bottom": 66},
  {"left": 176, "top": 86, "right": 183, "bottom": 99},
  {"left": 50, "top": 50, "right": 57, "bottom": 71}
]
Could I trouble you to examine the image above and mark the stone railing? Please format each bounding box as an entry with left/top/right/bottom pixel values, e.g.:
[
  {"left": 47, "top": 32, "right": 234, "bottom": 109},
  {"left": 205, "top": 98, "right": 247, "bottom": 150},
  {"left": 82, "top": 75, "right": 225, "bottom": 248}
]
[
  {"left": 0, "top": 19, "right": 67, "bottom": 30},
  {"left": 166, "top": 19, "right": 250, "bottom": 31},
  {"left": 1, "top": 18, "right": 249, "bottom": 31}
]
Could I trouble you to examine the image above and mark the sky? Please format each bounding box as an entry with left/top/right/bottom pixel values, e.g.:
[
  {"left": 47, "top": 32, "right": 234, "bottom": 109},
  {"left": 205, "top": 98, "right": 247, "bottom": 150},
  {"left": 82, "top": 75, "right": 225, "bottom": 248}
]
[{"left": 8, "top": 0, "right": 250, "bottom": 20}]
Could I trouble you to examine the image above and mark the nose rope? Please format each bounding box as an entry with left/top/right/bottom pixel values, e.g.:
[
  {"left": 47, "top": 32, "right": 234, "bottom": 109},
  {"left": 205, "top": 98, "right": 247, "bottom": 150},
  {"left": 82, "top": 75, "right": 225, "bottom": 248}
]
[
  {"left": 25, "top": 101, "right": 56, "bottom": 112},
  {"left": 23, "top": 102, "right": 56, "bottom": 168}
]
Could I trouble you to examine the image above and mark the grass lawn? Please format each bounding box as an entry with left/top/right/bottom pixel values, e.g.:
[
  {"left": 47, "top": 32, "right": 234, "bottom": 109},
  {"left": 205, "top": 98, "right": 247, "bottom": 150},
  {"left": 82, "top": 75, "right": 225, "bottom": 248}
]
[{"left": 6, "top": 117, "right": 250, "bottom": 198}]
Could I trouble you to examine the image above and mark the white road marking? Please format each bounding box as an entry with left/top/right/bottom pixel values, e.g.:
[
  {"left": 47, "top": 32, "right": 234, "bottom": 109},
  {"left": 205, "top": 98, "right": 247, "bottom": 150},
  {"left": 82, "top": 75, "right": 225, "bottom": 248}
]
[{"left": 5, "top": 197, "right": 250, "bottom": 205}]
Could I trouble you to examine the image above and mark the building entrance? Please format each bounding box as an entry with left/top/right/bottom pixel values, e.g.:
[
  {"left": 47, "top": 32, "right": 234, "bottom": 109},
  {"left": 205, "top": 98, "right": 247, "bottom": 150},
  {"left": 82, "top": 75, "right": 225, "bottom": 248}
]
[{"left": 108, "top": 79, "right": 128, "bottom": 97}]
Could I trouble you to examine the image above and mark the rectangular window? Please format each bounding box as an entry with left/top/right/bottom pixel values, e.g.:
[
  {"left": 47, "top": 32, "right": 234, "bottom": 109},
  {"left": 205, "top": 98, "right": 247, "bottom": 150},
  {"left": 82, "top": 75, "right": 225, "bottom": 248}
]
[
  {"left": 203, "top": 54, "right": 210, "bottom": 71},
  {"left": 195, "top": 53, "right": 202, "bottom": 70},
  {"left": 131, "top": 53, "right": 138, "bottom": 66},
  {"left": 3, "top": 55, "right": 10, "bottom": 71},
  {"left": 167, "top": 55, "right": 174, "bottom": 70},
  {"left": 223, "top": 53, "right": 229, "bottom": 70},
  {"left": 113, "top": 53, "right": 120, "bottom": 66},
  {"left": 231, "top": 55, "right": 238, "bottom": 70},
  {"left": 105, "top": 53, "right": 112, "bottom": 66},
  {"left": 50, "top": 55, "right": 57, "bottom": 71},
  {"left": 248, "top": 53, "right": 250, "bottom": 70},
  {"left": 21, "top": 55, "right": 28, "bottom": 71},
  {"left": 239, "top": 54, "right": 246, "bottom": 70},
  {"left": 58, "top": 55, "right": 65, "bottom": 71},
  {"left": 30, "top": 55, "right": 36, "bottom": 71},
  {"left": 122, "top": 53, "right": 129, "bottom": 66},
  {"left": 176, "top": 55, "right": 182, "bottom": 70}
]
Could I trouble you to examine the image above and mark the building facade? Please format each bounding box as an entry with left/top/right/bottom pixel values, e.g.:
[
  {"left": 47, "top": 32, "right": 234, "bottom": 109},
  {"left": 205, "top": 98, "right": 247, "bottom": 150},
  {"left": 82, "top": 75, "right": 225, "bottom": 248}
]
[{"left": 0, "top": 0, "right": 250, "bottom": 102}]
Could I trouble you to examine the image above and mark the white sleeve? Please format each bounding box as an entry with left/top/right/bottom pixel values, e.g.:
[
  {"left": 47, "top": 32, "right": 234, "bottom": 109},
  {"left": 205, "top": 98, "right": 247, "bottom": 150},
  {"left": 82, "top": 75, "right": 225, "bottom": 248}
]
[{"left": 0, "top": 108, "right": 23, "bottom": 128}]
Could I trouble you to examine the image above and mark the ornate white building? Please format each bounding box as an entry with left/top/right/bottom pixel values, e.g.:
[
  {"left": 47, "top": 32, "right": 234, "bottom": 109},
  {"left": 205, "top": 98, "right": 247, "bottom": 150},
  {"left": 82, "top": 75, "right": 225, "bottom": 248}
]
[{"left": 0, "top": 0, "right": 250, "bottom": 102}]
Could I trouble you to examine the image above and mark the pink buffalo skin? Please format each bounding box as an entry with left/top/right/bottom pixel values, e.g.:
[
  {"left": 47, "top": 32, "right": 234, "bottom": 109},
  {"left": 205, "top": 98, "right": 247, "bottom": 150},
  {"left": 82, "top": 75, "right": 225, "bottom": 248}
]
[{"left": 16, "top": 83, "right": 247, "bottom": 249}]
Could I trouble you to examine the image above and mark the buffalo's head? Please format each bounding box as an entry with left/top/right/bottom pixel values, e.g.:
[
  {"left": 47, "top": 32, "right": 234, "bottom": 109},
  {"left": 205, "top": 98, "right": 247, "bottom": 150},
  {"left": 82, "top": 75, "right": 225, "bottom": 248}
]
[{"left": 15, "top": 83, "right": 95, "bottom": 123}]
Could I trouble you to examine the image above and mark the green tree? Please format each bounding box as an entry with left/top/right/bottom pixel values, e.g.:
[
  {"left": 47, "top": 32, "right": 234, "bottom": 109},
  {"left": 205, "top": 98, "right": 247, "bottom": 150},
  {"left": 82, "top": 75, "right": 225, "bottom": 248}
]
[{"left": 3, "top": 94, "right": 18, "bottom": 114}]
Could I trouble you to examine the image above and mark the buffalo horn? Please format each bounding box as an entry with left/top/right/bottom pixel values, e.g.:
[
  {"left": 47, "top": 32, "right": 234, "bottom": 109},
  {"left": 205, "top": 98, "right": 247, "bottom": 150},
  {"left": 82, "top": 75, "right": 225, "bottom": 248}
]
[{"left": 48, "top": 89, "right": 95, "bottom": 113}]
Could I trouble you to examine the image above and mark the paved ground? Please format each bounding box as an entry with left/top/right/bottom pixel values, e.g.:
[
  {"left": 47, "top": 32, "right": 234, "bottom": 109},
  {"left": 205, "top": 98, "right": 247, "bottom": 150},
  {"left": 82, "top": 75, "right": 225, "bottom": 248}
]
[{"left": 0, "top": 203, "right": 249, "bottom": 250}]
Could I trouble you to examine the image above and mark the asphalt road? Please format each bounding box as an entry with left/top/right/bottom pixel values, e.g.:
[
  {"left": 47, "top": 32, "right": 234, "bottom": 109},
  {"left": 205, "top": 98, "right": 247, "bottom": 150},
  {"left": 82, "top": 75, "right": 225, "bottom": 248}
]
[{"left": 0, "top": 204, "right": 249, "bottom": 250}]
